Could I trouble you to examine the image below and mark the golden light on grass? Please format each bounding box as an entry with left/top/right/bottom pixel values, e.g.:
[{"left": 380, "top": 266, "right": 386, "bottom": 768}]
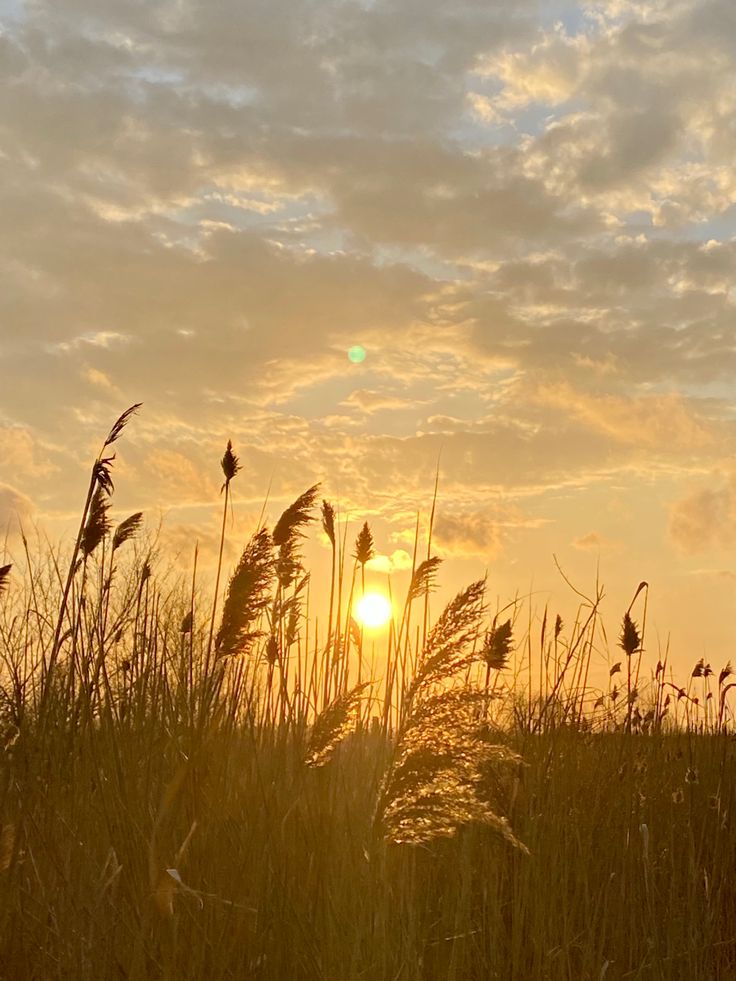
[{"left": 355, "top": 591, "right": 392, "bottom": 629}]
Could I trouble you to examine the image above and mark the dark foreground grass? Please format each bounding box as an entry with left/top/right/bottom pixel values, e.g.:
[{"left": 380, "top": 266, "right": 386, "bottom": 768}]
[{"left": 1, "top": 719, "right": 735, "bottom": 981}]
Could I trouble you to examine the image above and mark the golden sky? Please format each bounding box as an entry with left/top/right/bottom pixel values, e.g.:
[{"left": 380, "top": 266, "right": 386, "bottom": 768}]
[{"left": 2, "top": 0, "right": 736, "bottom": 680}]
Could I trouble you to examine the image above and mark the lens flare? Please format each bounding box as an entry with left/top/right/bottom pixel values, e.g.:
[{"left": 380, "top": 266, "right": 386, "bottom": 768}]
[
  {"left": 347, "top": 344, "right": 367, "bottom": 363},
  {"left": 355, "top": 592, "right": 392, "bottom": 629}
]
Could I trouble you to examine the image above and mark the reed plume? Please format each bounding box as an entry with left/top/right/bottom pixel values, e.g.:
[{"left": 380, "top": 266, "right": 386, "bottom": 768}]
[
  {"left": 377, "top": 579, "right": 525, "bottom": 848},
  {"left": 620, "top": 613, "right": 641, "bottom": 658},
  {"left": 215, "top": 528, "right": 274, "bottom": 659},
  {"left": 407, "top": 555, "right": 442, "bottom": 603},
  {"left": 207, "top": 440, "right": 242, "bottom": 660},
  {"left": 408, "top": 579, "right": 486, "bottom": 698},
  {"left": 112, "top": 512, "right": 143, "bottom": 552},
  {"left": 273, "top": 484, "right": 319, "bottom": 589},
  {"left": 482, "top": 618, "right": 512, "bottom": 671},
  {"left": 104, "top": 403, "right": 142, "bottom": 447},
  {"left": 44, "top": 403, "right": 141, "bottom": 706},
  {"left": 304, "top": 681, "right": 369, "bottom": 767},
  {"left": 321, "top": 500, "right": 336, "bottom": 547},
  {"left": 220, "top": 440, "right": 241, "bottom": 487},
  {"left": 80, "top": 484, "right": 112, "bottom": 558},
  {"left": 377, "top": 687, "right": 526, "bottom": 848},
  {"left": 353, "top": 522, "right": 374, "bottom": 567}
]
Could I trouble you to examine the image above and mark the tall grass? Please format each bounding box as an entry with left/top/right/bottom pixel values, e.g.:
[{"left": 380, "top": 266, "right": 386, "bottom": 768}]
[{"left": 0, "top": 407, "right": 734, "bottom": 980}]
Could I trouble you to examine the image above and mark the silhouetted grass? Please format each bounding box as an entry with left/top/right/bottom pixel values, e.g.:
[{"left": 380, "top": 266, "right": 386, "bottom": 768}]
[{"left": 0, "top": 407, "right": 734, "bottom": 980}]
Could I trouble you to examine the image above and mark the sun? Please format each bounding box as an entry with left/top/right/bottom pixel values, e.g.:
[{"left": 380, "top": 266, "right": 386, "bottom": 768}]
[{"left": 355, "top": 592, "right": 392, "bottom": 629}]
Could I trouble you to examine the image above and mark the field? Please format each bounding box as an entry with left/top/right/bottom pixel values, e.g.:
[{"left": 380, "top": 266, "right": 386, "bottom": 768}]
[{"left": 0, "top": 407, "right": 734, "bottom": 981}]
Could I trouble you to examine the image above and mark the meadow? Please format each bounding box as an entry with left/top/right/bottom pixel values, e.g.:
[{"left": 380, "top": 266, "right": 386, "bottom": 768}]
[{"left": 0, "top": 406, "right": 734, "bottom": 980}]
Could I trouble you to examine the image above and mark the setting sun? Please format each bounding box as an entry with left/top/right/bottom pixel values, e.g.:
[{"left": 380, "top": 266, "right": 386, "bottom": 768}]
[{"left": 354, "top": 592, "right": 392, "bottom": 629}]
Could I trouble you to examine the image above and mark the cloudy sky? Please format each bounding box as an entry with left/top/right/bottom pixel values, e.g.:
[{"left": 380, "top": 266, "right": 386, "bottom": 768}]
[{"left": 2, "top": 0, "right": 736, "bottom": 680}]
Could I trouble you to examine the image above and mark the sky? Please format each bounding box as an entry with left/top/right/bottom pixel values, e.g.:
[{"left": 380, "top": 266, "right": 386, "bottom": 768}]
[{"left": 2, "top": 0, "right": 736, "bottom": 684}]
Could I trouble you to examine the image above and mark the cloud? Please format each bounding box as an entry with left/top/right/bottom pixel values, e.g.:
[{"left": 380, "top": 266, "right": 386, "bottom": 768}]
[
  {"left": 533, "top": 383, "right": 715, "bottom": 451},
  {"left": 1, "top": 0, "right": 736, "bottom": 662},
  {"left": 0, "top": 483, "right": 35, "bottom": 532},
  {"left": 433, "top": 510, "right": 508, "bottom": 559},
  {"left": 366, "top": 549, "right": 414, "bottom": 574},
  {"left": 669, "top": 474, "right": 736, "bottom": 553},
  {"left": 572, "top": 531, "right": 617, "bottom": 551}
]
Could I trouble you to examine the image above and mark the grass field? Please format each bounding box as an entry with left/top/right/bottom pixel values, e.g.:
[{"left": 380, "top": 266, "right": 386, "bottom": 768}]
[{"left": 0, "top": 407, "right": 734, "bottom": 980}]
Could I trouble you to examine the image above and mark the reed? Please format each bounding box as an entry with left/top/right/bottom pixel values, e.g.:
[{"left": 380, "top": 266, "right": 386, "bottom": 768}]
[{"left": 0, "top": 408, "right": 734, "bottom": 980}]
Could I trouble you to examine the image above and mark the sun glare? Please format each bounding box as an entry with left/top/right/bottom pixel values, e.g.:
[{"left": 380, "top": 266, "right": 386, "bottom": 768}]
[{"left": 355, "top": 592, "right": 392, "bottom": 629}]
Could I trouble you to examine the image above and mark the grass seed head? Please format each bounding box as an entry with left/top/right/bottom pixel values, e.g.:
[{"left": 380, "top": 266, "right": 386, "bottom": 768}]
[
  {"left": 305, "top": 681, "right": 369, "bottom": 767},
  {"left": 216, "top": 527, "right": 274, "bottom": 658},
  {"left": 103, "top": 403, "right": 142, "bottom": 448},
  {"left": 619, "top": 612, "right": 641, "bottom": 657},
  {"left": 408, "top": 556, "right": 442, "bottom": 602},
  {"left": 112, "top": 512, "right": 143, "bottom": 551},
  {"left": 81, "top": 484, "right": 112, "bottom": 557},
  {"left": 321, "top": 500, "right": 336, "bottom": 547},
  {"left": 220, "top": 440, "right": 241, "bottom": 487},
  {"left": 483, "top": 619, "right": 512, "bottom": 671},
  {"left": 353, "top": 521, "right": 375, "bottom": 566}
]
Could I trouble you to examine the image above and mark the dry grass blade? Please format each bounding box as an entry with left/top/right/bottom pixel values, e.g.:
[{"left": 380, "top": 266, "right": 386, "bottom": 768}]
[
  {"left": 103, "top": 403, "right": 142, "bottom": 448},
  {"left": 0, "top": 823, "right": 15, "bottom": 872},
  {"left": 216, "top": 528, "right": 274, "bottom": 658},
  {"left": 304, "top": 681, "right": 370, "bottom": 767},
  {"left": 81, "top": 485, "right": 112, "bottom": 558},
  {"left": 112, "top": 512, "right": 143, "bottom": 551},
  {"left": 0, "top": 565, "right": 11, "bottom": 594}
]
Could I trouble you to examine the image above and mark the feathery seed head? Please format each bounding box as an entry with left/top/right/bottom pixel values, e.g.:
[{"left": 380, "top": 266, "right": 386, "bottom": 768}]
[
  {"left": 321, "top": 500, "right": 336, "bottom": 547},
  {"left": 103, "top": 403, "right": 142, "bottom": 448},
  {"left": 304, "top": 681, "right": 369, "bottom": 767},
  {"left": 354, "top": 521, "right": 375, "bottom": 566},
  {"left": 94, "top": 456, "right": 116, "bottom": 497},
  {"left": 619, "top": 612, "right": 641, "bottom": 657},
  {"left": 483, "top": 619, "right": 512, "bottom": 670},
  {"left": 81, "top": 484, "right": 112, "bottom": 557},
  {"left": 266, "top": 634, "right": 279, "bottom": 664},
  {"left": 216, "top": 527, "right": 274, "bottom": 659},
  {"left": 220, "top": 440, "right": 241, "bottom": 487},
  {"left": 408, "top": 556, "right": 442, "bottom": 602},
  {"left": 273, "top": 484, "right": 319, "bottom": 589},
  {"left": 112, "top": 512, "right": 143, "bottom": 551},
  {"left": 272, "top": 484, "right": 320, "bottom": 547}
]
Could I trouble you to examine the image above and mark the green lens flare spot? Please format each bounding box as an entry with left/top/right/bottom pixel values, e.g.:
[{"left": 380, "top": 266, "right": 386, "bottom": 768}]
[{"left": 348, "top": 345, "right": 367, "bottom": 364}]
